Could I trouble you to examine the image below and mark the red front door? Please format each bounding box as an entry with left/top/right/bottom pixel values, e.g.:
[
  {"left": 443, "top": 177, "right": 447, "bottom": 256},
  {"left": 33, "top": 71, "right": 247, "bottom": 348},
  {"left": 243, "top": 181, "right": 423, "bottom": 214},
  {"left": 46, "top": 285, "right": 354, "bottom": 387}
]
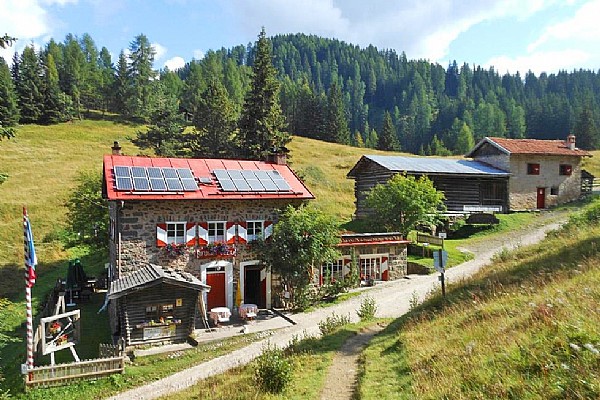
[
  {"left": 206, "top": 272, "right": 226, "bottom": 310},
  {"left": 537, "top": 187, "right": 546, "bottom": 209}
]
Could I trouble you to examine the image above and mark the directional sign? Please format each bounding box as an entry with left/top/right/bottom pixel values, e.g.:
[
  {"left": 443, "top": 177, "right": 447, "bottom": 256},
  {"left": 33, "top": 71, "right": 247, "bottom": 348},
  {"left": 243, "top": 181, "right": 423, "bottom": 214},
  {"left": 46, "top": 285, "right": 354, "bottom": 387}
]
[{"left": 433, "top": 249, "right": 448, "bottom": 273}]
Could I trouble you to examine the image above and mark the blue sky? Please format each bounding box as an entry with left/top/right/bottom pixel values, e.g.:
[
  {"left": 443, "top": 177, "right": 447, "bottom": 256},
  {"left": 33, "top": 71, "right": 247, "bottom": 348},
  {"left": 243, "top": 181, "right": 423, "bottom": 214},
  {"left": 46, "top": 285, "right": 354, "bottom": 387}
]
[{"left": 2, "top": 0, "right": 599, "bottom": 75}]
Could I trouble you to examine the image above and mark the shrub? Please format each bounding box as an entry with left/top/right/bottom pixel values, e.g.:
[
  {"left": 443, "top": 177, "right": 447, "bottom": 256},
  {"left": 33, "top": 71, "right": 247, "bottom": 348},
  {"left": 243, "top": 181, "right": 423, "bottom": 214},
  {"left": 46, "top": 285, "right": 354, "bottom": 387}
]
[
  {"left": 357, "top": 295, "right": 378, "bottom": 321},
  {"left": 254, "top": 344, "right": 292, "bottom": 394},
  {"left": 318, "top": 312, "right": 350, "bottom": 335}
]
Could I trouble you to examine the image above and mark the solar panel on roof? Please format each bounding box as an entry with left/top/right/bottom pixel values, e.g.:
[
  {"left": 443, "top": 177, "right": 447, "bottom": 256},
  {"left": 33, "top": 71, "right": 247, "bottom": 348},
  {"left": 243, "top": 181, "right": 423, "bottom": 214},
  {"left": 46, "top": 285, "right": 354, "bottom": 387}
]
[
  {"left": 177, "top": 168, "right": 194, "bottom": 179},
  {"left": 241, "top": 170, "right": 257, "bottom": 179},
  {"left": 259, "top": 178, "right": 278, "bottom": 191},
  {"left": 181, "top": 178, "right": 198, "bottom": 191},
  {"left": 162, "top": 168, "right": 178, "bottom": 179},
  {"left": 267, "top": 171, "right": 291, "bottom": 191},
  {"left": 133, "top": 177, "right": 150, "bottom": 191},
  {"left": 228, "top": 170, "right": 243, "bottom": 180},
  {"left": 214, "top": 170, "right": 231, "bottom": 180},
  {"left": 254, "top": 170, "right": 269, "bottom": 180},
  {"left": 233, "top": 179, "right": 251, "bottom": 191},
  {"left": 166, "top": 178, "right": 183, "bottom": 191},
  {"left": 131, "top": 167, "right": 147, "bottom": 178},
  {"left": 219, "top": 179, "right": 236, "bottom": 191},
  {"left": 147, "top": 167, "right": 163, "bottom": 178},
  {"left": 114, "top": 166, "right": 130, "bottom": 178},
  {"left": 198, "top": 177, "right": 212, "bottom": 184},
  {"left": 150, "top": 178, "right": 167, "bottom": 191},
  {"left": 246, "top": 178, "right": 264, "bottom": 191},
  {"left": 116, "top": 176, "right": 133, "bottom": 191}
]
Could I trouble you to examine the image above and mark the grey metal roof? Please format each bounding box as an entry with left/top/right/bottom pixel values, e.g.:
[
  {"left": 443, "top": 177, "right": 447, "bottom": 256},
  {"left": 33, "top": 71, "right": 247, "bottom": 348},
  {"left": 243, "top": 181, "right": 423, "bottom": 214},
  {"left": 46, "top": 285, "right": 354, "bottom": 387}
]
[
  {"left": 362, "top": 155, "right": 509, "bottom": 176},
  {"left": 108, "top": 263, "right": 209, "bottom": 300}
]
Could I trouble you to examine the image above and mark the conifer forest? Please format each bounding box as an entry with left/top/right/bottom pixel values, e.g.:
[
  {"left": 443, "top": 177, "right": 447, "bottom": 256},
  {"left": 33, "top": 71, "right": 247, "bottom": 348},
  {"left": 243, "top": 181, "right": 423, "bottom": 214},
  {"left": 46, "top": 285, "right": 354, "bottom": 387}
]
[{"left": 2, "top": 31, "right": 600, "bottom": 156}]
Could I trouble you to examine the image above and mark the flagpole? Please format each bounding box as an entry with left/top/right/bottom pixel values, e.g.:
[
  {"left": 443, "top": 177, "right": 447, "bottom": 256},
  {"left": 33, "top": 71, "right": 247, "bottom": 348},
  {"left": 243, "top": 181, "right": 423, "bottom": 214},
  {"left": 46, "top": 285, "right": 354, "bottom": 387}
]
[{"left": 23, "top": 207, "right": 36, "bottom": 370}]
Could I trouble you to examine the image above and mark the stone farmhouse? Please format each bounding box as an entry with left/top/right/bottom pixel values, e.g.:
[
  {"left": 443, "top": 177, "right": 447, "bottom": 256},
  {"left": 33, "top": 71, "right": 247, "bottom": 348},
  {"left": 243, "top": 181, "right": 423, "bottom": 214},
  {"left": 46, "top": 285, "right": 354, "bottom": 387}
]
[
  {"left": 466, "top": 135, "right": 591, "bottom": 210},
  {"left": 348, "top": 135, "right": 591, "bottom": 218},
  {"left": 102, "top": 146, "right": 314, "bottom": 320}
]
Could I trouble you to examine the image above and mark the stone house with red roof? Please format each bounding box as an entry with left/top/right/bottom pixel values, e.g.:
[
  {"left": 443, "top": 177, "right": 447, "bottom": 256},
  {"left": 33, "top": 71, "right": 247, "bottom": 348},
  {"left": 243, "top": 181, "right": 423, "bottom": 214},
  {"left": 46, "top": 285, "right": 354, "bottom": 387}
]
[
  {"left": 102, "top": 145, "right": 314, "bottom": 314},
  {"left": 467, "top": 134, "right": 591, "bottom": 210}
]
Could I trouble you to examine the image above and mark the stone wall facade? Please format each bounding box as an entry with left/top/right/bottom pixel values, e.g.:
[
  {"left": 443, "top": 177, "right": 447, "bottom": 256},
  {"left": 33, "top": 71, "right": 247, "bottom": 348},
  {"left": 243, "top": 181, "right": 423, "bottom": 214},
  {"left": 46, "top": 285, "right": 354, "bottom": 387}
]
[
  {"left": 109, "top": 198, "right": 302, "bottom": 276},
  {"left": 337, "top": 243, "right": 408, "bottom": 281},
  {"left": 507, "top": 155, "right": 583, "bottom": 210}
]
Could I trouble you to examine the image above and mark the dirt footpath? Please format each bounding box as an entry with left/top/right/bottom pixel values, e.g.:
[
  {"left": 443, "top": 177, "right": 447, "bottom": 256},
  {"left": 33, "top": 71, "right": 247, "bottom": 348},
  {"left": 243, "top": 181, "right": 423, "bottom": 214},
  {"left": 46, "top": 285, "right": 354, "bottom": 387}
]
[{"left": 107, "top": 217, "right": 565, "bottom": 400}]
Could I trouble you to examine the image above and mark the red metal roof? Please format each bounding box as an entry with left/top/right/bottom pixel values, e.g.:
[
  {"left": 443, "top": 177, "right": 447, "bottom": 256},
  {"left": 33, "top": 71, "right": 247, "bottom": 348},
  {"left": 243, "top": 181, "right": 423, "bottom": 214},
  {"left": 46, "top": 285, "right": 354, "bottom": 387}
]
[
  {"left": 477, "top": 137, "right": 591, "bottom": 157},
  {"left": 103, "top": 155, "right": 315, "bottom": 201}
]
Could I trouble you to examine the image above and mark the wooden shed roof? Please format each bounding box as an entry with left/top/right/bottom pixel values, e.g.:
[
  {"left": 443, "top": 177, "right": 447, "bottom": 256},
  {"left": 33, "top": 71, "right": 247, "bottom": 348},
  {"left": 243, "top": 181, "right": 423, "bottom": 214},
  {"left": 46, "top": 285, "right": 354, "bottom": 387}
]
[
  {"left": 347, "top": 155, "right": 509, "bottom": 178},
  {"left": 108, "top": 264, "right": 209, "bottom": 300}
]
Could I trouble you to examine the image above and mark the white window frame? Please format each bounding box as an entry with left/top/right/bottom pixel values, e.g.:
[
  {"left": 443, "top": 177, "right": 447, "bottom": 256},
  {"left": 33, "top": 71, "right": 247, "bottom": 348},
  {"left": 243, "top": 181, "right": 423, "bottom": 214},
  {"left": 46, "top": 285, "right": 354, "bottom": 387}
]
[
  {"left": 166, "top": 222, "right": 186, "bottom": 245},
  {"left": 322, "top": 259, "right": 344, "bottom": 282},
  {"left": 360, "top": 256, "right": 382, "bottom": 281},
  {"left": 208, "top": 221, "right": 226, "bottom": 244},
  {"left": 246, "top": 220, "right": 264, "bottom": 241}
]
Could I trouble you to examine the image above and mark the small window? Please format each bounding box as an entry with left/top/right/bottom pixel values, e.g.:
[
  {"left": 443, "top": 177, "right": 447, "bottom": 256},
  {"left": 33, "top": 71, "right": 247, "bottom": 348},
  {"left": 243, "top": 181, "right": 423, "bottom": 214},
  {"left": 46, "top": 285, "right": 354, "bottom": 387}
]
[
  {"left": 527, "top": 163, "right": 540, "bottom": 175},
  {"left": 559, "top": 164, "right": 572, "bottom": 176},
  {"left": 167, "top": 222, "right": 186, "bottom": 244},
  {"left": 247, "top": 221, "right": 264, "bottom": 241},
  {"left": 322, "top": 259, "right": 344, "bottom": 282},
  {"left": 145, "top": 305, "right": 158, "bottom": 320},
  {"left": 208, "top": 221, "right": 226, "bottom": 243},
  {"left": 551, "top": 187, "right": 559, "bottom": 196}
]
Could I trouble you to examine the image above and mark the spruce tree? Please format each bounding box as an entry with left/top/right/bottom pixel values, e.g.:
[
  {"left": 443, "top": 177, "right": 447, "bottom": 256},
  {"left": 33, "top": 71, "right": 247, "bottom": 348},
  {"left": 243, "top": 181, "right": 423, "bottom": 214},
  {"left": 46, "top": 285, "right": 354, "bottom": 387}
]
[
  {"left": 574, "top": 106, "right": 598, "bottom": 150},
  {"left": 0, "top": 57, "right": 19, "bottom": 140},
  {"left": 238, "top": 28, "right": 289, "bottom": 160},
  {"left": 188, "top": 78, "right": 236, "bottom": 158},
  {"left": 113, "top": 50, "right": 132, "bottom": 116},
  {"left": 41, "top": 53, "right": 63, "bottom": 123},
  {"left": 324, "top": 81, "right": 351, "bottom": 144},
  {"left": 15, "top": 45, "right": 44, "bottom": 123},
  {"left": 455, "top": 121, "right": 475, "bottom": 154},
  {"left": 128, "top": 34, "right": 156, "bottom": 121},
  {"left": 378, "top": 111, "right": 401, "bottom": 151}
]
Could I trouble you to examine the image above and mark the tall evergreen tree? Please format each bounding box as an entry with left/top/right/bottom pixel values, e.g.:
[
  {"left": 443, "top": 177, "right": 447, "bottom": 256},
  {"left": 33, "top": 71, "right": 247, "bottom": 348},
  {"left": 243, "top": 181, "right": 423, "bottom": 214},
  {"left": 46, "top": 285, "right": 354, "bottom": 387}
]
[
  {"left": 98, "top": 46, "right": 115, "bottom": 112},
  {"left": 324, "top": 81, "right": 351, "bottom": 144},
  {"left": 128, "top": 34, "right": 157, "bottom": 121},
  {"left": 454, "top": 120, "right": 475, "bottom": 154},
  {"left": 132, "top": 82, "right": 184, "bottom": 156},
  {"left": 238, "top": 28, "right": 289, "bottom": 160},
  {"left": 15, "top": 45, "right": 44, "bottom": 123},
  {"left": 62, "top": 34, "right": 85, "bottom": 119},
  {"left": 573, "top": 106, "right": 598, "bottom": 150},
  {"left": 113, "top": 50, "right": 132, "bottom": 116},
  {"left": 0, "top": 57, "right": 19, "bottom": 140},
  {"left": 378, "top": 111, "right": 400, "bottom": 151},
  {"left": 188, "top": 78, "right": 236, "bottom": 158},
  {"left": 41, "top": 53, "right": 64, "bottom": 123}
]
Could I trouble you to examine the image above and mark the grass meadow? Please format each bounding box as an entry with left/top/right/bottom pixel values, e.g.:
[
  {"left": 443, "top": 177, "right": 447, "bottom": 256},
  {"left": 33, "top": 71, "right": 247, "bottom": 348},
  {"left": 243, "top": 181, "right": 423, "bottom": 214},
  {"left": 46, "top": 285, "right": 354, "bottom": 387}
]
[{"left": 1, "top": 119, "right": 599, "bottom": 398}]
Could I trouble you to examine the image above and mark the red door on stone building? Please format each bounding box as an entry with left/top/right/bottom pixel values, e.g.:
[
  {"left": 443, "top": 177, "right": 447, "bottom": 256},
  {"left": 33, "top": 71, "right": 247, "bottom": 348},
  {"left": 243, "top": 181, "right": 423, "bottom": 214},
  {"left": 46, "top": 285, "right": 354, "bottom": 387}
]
[
  {"left": 537, "top": 187, "right": 546, "bottom": 209},
  {"left": 206, "top": 272, "right": 226, "bottom": 310}
]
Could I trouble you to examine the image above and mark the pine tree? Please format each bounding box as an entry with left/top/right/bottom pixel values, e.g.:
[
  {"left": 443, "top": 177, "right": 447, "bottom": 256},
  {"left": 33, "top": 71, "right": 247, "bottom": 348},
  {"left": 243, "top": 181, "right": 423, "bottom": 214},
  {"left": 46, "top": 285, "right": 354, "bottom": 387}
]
[
  {"left": 188, "top": 78, "right": 236, "bottom": 158},
  {"left": 353, "top": 131, "right": 364, "bottom": 148},
  {"left": 15, "top": 45, "right": 44, "bottom": 123},
  {"left": 98, "top": 47, "right": 115, "bottom": 112},
  {"left": 0, "top": 57, "right": 19, "bottom": 140},
  {"left": 41, "top": 53, "right": 64, "bottom": 123},
  {"left": 62, "top": 34, "right": 85, "bottom": 119},
  {"left": 238, "top": 28, "right": 289, "bottom": 160},
  {"left": 365, "top": 128, "right": 379, "bottom": 149},
  {"left": 113, "top": 50, "right": 132, "bottom": 116},
  {"left": 128, "top": 34, "right": 157, "bottom": 121},
  {"left": 324, "top": 81, "right": 350, "bottom": 144},
  {"left": 132, "top": 82, "right": 184, "bottom": 156},
  {"left": 455, "top": 121, "right": 475, "bottom": 154},
  {"left": 574, "top": 106, "right": 598, "bottom": 150},
  {"left": 378, "top": 111, "right": 401, "bottom": 151}
]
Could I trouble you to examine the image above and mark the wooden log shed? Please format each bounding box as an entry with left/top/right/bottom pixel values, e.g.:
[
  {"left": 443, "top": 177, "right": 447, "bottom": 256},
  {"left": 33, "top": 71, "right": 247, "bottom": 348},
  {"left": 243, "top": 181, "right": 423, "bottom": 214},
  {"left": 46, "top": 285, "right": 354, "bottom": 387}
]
[
  {"left": 107, "top": 263, "right": 210, "bottom": 347},
  {"left": 347, "top": 155, "right": 510, "bottom": 218}
]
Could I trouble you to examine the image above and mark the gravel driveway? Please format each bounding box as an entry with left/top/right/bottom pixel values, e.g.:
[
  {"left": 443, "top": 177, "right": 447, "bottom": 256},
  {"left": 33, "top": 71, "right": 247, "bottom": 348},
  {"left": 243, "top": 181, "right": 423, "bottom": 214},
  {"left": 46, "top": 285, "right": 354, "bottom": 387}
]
[{"left": 107, "top": 219, "right": 564, "bottom": 400}]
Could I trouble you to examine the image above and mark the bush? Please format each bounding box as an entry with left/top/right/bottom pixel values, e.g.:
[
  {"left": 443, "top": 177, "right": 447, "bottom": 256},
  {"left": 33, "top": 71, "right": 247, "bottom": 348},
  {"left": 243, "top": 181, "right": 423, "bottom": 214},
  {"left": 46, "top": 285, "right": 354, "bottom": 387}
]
[
  {"left": 318, "top": 312, "right": 350, "bottom": 335},
  {"left": 254, "top": 344, "right": 292, "bottom": 394},
  {"left": 357, "top": 295, "right": 378, "bottom": 321}
]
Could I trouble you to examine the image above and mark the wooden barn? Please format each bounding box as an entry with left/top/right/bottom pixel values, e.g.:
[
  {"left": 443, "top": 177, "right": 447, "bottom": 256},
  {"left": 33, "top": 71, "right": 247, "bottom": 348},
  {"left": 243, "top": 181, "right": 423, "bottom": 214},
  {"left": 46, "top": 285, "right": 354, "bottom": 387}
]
[
  {"left": 107, "top": 263, "right": 209, "bottom": 347},
  {"left": 347, "top": 155, "right": 510, "bottom": 218}
]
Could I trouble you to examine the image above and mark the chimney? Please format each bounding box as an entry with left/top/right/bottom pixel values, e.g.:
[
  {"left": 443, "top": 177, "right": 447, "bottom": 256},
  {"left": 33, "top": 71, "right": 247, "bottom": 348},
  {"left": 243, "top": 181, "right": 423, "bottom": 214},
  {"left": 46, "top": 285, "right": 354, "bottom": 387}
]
[
  {"left": 111, "top": 141, "right": 122, "bottom": 155},
  {"left": 266, "top": 146, "right": 288, "bottom": 165},
  {"left": 566, "top": 134, "right": 576, "bottom": 150}
]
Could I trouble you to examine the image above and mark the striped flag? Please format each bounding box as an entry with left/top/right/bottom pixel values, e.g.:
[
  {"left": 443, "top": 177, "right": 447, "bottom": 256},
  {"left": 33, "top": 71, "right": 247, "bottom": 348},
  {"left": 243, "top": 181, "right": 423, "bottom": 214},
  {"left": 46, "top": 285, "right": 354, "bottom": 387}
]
[{"left": 23, "top": 207, "right": 37, "bottom": 288}]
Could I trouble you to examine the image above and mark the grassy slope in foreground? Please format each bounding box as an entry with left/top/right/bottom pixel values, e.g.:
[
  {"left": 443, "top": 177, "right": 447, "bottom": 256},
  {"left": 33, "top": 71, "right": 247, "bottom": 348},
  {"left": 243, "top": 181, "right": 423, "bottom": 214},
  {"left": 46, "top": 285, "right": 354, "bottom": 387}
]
[{"left": 359, "top": 208, "right": 600, "bottom": 399}]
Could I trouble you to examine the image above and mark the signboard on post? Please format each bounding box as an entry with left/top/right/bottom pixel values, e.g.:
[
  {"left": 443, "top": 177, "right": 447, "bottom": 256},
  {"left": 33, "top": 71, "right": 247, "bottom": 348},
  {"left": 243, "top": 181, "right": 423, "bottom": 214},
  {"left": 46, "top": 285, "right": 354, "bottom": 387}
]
[
  {"left": 417, "top": 233, "right": 444, "bottom": 247},
  {"left": 433, "top": 249, "right": 448, "bottom": 273}
]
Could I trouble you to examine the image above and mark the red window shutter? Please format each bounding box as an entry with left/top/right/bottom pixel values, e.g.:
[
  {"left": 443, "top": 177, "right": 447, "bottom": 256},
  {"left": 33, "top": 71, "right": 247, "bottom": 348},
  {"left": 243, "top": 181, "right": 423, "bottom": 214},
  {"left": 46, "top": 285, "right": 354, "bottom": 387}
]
[
  {"left": 186, "top": 223, "right": 197, "bottom": 247},
  {"left": 198, "top": 222, "right": 209, "bottom": 245},
  {"left": 156, "top": 223, "right": 167, "bottom": 247},
  {"left": 264, "top": 221, "right": 274, "bottom": 240},
  {"left": 226, "top": 221, "right": 236, "bottom": 244}
]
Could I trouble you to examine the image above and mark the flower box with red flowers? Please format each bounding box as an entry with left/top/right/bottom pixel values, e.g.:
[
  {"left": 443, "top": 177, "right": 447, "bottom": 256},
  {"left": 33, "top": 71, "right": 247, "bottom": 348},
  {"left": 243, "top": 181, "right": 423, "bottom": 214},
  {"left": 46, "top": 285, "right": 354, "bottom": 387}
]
[{"left": 196, "top": 242, "right": 236, "bottom": 258}]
